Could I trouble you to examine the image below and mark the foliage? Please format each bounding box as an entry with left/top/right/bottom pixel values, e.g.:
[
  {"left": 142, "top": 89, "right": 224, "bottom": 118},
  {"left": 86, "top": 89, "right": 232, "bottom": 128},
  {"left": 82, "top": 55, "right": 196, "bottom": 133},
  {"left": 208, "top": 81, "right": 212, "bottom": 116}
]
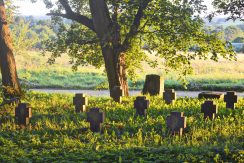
[
  {"left": 11, "top": 18, "right": 39, "bottom": 55},
  {"left": 224, "top": 26, "right": 244, "bottom": 42},
  {"left": 41, "top": 0, "right": 236, "bottom": 82},
  {"left": 9, "top": 16, "right": 56, "bottom": 55},
  {"left": 212, "top": 0, "right": 244, "bottom": 21},
  {"left": 0, "top": 92, "right": 243, "bottom": 162}
]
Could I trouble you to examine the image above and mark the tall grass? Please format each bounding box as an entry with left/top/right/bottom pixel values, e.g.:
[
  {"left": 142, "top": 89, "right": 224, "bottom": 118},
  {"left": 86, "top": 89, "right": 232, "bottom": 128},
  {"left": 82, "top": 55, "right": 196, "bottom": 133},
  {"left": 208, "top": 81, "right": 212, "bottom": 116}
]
[{"left": 10, "top": 51, "right": 244, "bottom": 91}]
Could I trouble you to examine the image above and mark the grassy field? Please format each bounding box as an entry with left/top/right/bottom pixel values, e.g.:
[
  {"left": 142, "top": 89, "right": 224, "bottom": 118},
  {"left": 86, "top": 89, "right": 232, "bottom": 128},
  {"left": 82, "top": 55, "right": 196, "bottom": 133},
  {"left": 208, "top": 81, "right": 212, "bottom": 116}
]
[
  {"left": 0, "top": 92, "right": 243, "bottom": 162},
  {"left": 12, "top": 51, "right": 244, "bottom": 91}
]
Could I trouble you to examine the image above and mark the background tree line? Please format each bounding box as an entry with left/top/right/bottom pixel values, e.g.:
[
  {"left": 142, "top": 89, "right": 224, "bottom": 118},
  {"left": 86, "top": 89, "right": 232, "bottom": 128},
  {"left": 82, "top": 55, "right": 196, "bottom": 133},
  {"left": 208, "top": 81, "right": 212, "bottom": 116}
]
[{"left": 9, "top": 15, "right": 244, "bottom": 54}]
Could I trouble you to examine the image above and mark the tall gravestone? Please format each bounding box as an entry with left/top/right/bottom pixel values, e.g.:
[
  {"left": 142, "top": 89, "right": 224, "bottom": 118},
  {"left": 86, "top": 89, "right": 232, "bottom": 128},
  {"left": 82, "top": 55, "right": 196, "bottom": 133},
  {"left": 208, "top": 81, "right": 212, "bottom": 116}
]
[
  {"left": 87, "top": 108, "right": 105, "bottom": 132},
  {"left": 73, "top": 93, "right": 88, "bottom": 112},
  {"left": 224, "top": 91, "right": 238, "bottom": 109},
  {"left": 142, "top": 74, "right": 164, "bottom": 96},
  {"left": 201, "top": 100, "right": 218, "bottom": 120},
  {"left": 15, "top": 103, "right": 32, "bottom": 127},
  {"left": 134, "top": 96, "right": 149, "bottom": 117},
  {"left": 166, "top": 112, "right": 186, "bottom": 136},
  {"left": 163, "top": 89, "right": 176, "bottom": 104},
  {"left": 111, "top": 86, "right": 124, "bottom": 103}
]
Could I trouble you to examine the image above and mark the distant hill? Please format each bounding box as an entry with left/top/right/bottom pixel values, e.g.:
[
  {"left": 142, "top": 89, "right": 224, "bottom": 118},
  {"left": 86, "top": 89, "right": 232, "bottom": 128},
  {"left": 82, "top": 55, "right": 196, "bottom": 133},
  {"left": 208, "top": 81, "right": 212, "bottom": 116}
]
[{"left": 205, "top": 17, "right": 244, "bottom": 27}]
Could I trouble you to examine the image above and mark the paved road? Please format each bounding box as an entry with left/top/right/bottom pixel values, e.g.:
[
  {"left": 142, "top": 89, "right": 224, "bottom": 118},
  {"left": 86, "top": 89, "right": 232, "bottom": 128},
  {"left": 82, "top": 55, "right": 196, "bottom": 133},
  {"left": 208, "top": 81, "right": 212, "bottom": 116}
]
[{"left": 30, "top": 89, "right": 244, "bottom": 98}]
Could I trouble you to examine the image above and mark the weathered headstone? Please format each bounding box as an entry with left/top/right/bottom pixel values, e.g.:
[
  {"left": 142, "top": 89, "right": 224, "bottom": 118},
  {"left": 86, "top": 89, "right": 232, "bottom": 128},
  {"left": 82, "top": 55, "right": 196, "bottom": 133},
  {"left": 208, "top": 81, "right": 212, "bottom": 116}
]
[
  {"left": 198, "top": 92, "right": 224, "bottom": 99},
  {"left": 201, "top": 100, "right": 218, "bottom": 120},
  {"left": 134, "top": 96, "right": 149, "bottom": 117},
  {"left": 166, "top": 112, "right": 186, "bottom": 136},
  {"left": 163, "top": 89, "right": 176, "bottom": 104},
  {"left": 224, "top": 91, "right": 238, "bottom": 109},
  {"left": 73, "top": 94, "right": 88, "bottom": 112},
  {"left": 15, "top": 103, "right": 32, "bottom": 127},
  {"left": 111, "top": 86, "right": 124, "bottom": 103},
  {"left": 87, "top": 108, "right": 105, "bottom": 132},
  {"left": 142, "top": 74, "right": 164, "bottom": 96}
]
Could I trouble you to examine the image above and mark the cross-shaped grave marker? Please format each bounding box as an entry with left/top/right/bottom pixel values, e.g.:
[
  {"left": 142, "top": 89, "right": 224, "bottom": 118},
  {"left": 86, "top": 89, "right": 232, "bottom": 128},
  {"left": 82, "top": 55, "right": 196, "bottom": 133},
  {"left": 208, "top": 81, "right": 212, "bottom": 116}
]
[
  {"left": 87, "top": 108, "right": 105, "bottom": 132},
  {"left": 111, "top": 86, "right": 124, "bottom": 103},
  {"left": 163, "top": 89, "right": 176, "bottom": 104},
  {"left": 134, "top": 96, "right": 149, "bottom": 117},
  {"left": 166, "top": 112, "right": 186, "bottom": 136},
  {"left": 201, "top": 100, "right": 218, "bottom": 120},
  {"left": 15, "top": 103, "right": 32, "bottom": 127},
  {"left": 224, "top": 91, "right": 238, "bottom": 109},
  {"left": 73, "top": 94, "right": 88, "bottom": 112}
]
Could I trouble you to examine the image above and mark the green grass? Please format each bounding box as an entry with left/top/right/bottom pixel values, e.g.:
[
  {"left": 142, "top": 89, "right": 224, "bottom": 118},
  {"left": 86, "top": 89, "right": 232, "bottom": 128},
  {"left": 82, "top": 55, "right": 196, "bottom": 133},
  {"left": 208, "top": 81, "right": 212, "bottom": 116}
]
[
  {"left": 0, "top": 92, "right": 243, "bottom": 162},
  {"left": 11, "top": 51, "right": 244, "bottom": 91}
]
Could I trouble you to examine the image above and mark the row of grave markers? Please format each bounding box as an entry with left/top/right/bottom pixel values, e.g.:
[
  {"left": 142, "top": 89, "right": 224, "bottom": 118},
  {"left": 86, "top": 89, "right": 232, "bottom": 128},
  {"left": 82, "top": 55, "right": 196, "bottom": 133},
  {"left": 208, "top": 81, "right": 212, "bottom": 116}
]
[{"left": 14, "top": 90, "right": 239, "bottom": 136}]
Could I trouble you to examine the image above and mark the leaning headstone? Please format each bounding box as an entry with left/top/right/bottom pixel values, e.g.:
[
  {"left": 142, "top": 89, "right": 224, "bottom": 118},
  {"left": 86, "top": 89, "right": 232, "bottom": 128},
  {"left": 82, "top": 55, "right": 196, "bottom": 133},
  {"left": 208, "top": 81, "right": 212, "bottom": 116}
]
[
  {"left": 111, "top": 86, "right": 124, "bottom": 103},
  {"left": 224, "top": 91, "right": 238, "bottom": 109},
  {"left": 15, "top": 103, "right": 32, "bottom": 127},
  {"left": 87, "top": 108, "right": 105, "bottom": 132},
  {"left": 134, "top": 96, "right": 149, "bottom": 117},
  {"left": 142, "top": 74, "right": 164, "bottom": 96},
  {"left": 201, "top": 100, "right": 218, "bottom": 120},
  {"left": 198, "top": 92, "right": 224, "bottom": 99},
  {"left": 163, "top": 89, "right": 176, "bottom": 104},
  {"left": 73, "top": 94, "right": 88, "bottom": 112},
  {"left": 166, "top": 112, "right": 186, "bottom": 136}
]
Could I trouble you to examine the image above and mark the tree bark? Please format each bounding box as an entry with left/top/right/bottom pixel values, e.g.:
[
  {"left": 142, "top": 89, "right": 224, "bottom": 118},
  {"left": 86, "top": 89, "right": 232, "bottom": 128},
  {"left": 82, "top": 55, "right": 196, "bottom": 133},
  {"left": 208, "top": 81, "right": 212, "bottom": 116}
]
[
  {"left": 0, "top": 0, "right": 21, "bottom": 98},
  {"left": 89, "top": 0, "right": 129, "bottom": 97},
  {"left": 101, "top": 45, "right": 129, "bottom": 97}
]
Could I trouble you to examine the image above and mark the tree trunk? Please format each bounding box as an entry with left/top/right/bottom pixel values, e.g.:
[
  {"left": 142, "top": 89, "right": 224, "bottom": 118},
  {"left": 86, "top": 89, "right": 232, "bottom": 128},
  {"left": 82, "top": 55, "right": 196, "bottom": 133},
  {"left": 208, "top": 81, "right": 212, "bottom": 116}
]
[
  {"left": 101, "top": 45, "right": 129, "bottom": 97},
  {"left": 0, "top": 0, "right": 21, "bottom": 98},
  {"left": 89, "top": 0, "right": 129, "bottom": 98}
]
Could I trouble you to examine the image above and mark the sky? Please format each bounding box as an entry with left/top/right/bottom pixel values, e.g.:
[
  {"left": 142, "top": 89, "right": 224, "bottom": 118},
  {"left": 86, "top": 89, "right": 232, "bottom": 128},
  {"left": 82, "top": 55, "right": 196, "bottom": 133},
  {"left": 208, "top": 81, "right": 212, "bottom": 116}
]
[{"left": 16, "top": 0, "right": 214, "bottom": 16}]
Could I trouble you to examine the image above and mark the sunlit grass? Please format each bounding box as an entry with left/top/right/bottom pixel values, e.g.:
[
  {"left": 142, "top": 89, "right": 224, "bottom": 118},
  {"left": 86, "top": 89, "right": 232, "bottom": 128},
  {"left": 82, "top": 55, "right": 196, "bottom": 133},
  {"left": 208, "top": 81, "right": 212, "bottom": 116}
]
[{"left": 0, "top": 92, "right": 243, "bottom": 162}]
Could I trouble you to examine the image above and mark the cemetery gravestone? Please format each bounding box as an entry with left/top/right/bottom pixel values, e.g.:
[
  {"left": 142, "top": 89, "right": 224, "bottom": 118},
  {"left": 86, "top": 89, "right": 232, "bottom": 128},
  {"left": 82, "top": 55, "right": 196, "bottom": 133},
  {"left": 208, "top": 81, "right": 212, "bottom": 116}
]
[
  {"left": 163, "top": 89, "right": 176, "bottom": 104},
  {"left": 87, "top": 108, "right": 105, "bottom": 132},
  {"left": 198, "top": 92, "right": 224, "bottom": 99},
  {"left": 15, "top": 103, "right": 32, "bottom": 127},
  {"left": 201, "top": 100, "right": 218, "bottom": 120},
  {"left": 166, "top": 112, "right": 186, "bottom": 136},
  {"left": 142, "top": 74, "right": 164, "bottom": 96},
  {"left": 134, "top": 96, "right": 149, "bottom": 117},
  {"left": 111, "top": 86, "right": 124, "bottom": 103},
  {"left": 73, "top": 94, "right": 88, "bottom": 112},
  {"left": 224, "top": 91, "right": 238, "bottom": 109}
]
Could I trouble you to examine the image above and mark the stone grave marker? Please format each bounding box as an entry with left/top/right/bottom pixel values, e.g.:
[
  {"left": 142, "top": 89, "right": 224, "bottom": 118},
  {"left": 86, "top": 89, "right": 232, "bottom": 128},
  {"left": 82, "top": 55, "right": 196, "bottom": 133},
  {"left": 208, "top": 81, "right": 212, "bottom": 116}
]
[
  {"left": 166, "top": 112, "right": 186, "bottom": 136},
  {"left": 142, "top": 74, "right": 164, "bottom": 96},
  {"left": 224, "top": 91, "right": 238, "bottom": 109},
  {"left": 73, "top": 93, "right": 88, "bottom": 112},
  {"left": 201, "top": 100, "right": 218, "bottom": 120},
  {"left": 15, "top": 103, "right": 32, "bottom": 127},
  {"left": 163, "top": 89, "right": 176, "bottom": 104},
  {"left": 87, "top": 108, "right": 105, "bottom": 132},
  {"left": 198, "top": 92, "right": 224, "bottom": 99},
  {"left": 111, "top": 86, "right": 124, "bottom": 103},
  {"left": 134, "top": 96, "right": 149, "bottom": 117}
]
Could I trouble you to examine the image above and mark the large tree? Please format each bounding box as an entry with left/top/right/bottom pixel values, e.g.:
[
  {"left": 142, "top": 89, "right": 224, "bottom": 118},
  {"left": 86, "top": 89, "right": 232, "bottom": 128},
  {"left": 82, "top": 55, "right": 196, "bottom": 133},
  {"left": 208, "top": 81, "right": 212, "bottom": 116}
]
[
  {"left": 42, "top": 0, "right": 235, "bottom": 99},
  {"left": 212, "top": 0, "right": 244, "bottom": 21},
  {"left": 0, "top": 0, "right": 21, "bottom": 98}
]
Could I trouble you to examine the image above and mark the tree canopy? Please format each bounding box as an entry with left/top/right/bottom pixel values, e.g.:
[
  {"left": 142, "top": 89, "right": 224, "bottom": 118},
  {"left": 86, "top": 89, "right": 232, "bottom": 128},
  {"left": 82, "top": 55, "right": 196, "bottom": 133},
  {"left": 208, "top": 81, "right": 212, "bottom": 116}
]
[{"left": 38, "top": 0, "right": 235, "bottom": 96}]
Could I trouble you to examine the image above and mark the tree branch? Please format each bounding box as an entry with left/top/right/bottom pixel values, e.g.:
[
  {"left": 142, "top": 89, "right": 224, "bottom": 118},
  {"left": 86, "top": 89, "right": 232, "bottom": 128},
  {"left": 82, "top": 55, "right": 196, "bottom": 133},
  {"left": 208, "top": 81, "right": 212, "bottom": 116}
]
[
  {"left": 66, "top": 38, "right": 100, "bottom": 45},
  {"left": 122, "top": 0, "right": 151, "bottom": 51},
  {"left": 47, "top": 0, "right": 95, "bottom": 32}
]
